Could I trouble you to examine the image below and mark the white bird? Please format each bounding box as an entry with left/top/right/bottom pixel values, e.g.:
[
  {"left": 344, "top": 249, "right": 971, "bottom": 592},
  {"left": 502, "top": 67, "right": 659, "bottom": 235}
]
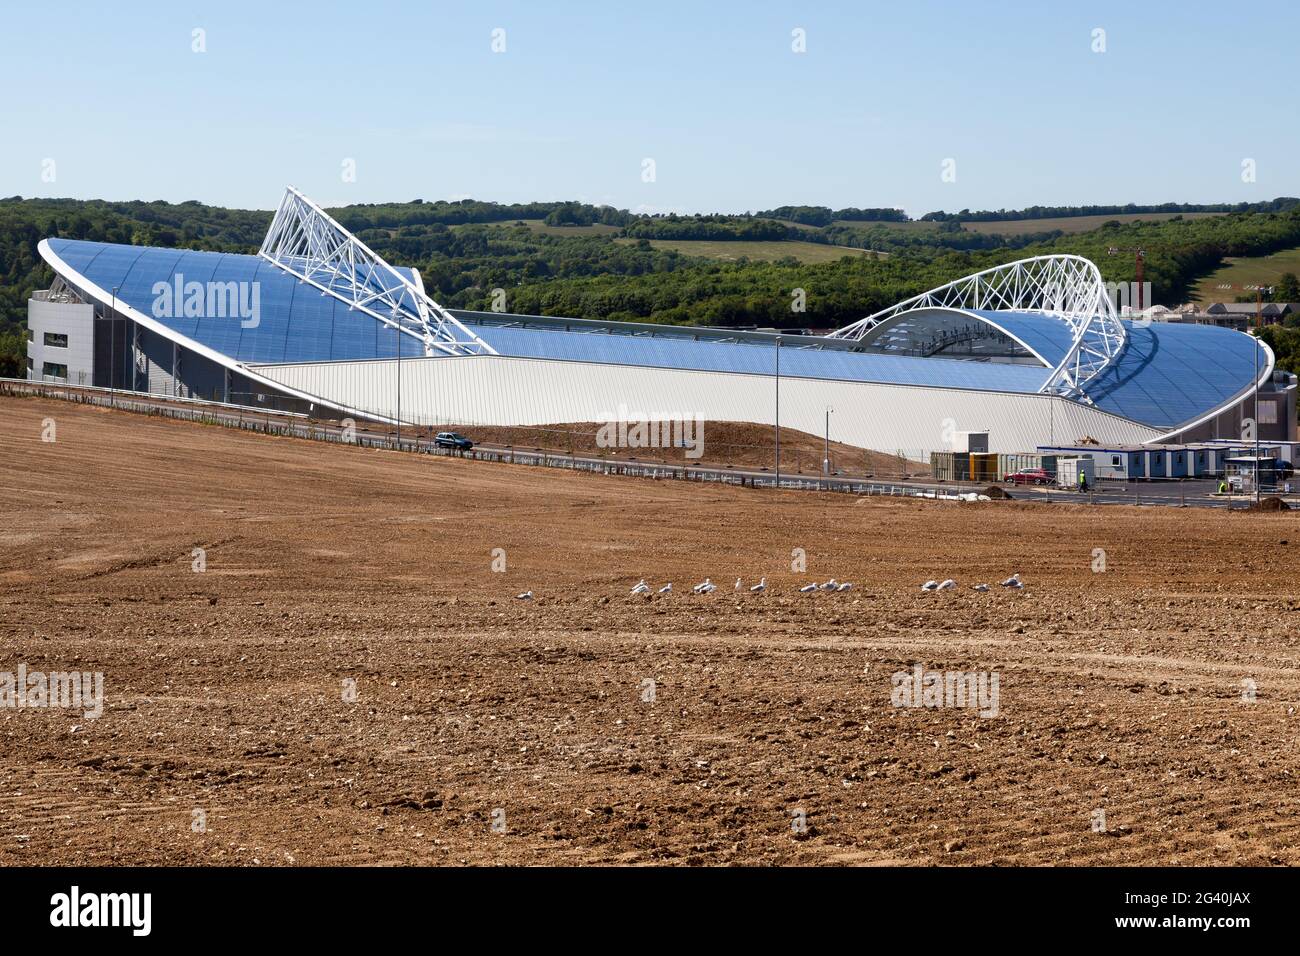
[
  {"left": 819, "top": 579, "right": 839, "bottom": 591},
  {"left": 658, "top": 582, "right": 673, "bottom": 594},
  {"left": 693, "top": 578, "right": 716, "bottom": 594},
  {"left": 1000, "top": 573, "right": 1023, "bottom": 589},
  {"left": 735, "top": 578, "right": 743, "bottom": 590},
  {"left": 750, "top": 577, "right": 767, "bottom": 593},
  {"left": 798, "top": 583, "right": 818, "bottom": 593},
  {"left": 921, "top": 580, "right": 939, "bottom": 591},
  {"left": 516, "top": 590, "right": 533, "bottom": 600},
  {"left": 631, "top": 579, "right": 650, "bottom": 595},
  {"left": 836, "top": 582, "right": 853, "bottom": 592},
  {"left": 972, "top": 583, "right": 990, "bottom": 592},
  {"left": 937, "top": 579, "right": 957, "bottom": 591}
]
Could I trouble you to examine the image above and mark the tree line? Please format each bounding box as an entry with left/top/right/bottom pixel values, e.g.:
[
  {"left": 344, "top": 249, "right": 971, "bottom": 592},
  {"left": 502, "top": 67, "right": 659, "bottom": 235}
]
[{"left": 4, "top": 195, "right": 1300, "bottom": 378}]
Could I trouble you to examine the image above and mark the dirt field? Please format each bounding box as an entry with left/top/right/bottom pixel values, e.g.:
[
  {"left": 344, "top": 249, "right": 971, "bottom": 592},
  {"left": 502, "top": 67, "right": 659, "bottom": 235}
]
[
  {"left": 2, "top": 396, "right": 1299, "bottom": 866},
  {"left": 431, "top": 420, "right": 920, "bottom": 476}
]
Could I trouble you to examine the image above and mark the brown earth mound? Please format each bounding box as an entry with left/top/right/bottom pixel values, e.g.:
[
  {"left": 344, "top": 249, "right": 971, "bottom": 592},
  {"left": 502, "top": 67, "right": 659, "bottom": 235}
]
[
  {"left": 403, "top": 420, "right": 927, "bottom": 477},
  {"left": 1247, "top": 496, "right": 1291, "bottom": 511}
]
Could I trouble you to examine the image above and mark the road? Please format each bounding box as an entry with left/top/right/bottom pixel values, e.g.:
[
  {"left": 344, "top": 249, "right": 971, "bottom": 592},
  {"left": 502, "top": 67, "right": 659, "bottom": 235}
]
[{"left": 2, "top": 378, "right": 1289, "bottom": 510}]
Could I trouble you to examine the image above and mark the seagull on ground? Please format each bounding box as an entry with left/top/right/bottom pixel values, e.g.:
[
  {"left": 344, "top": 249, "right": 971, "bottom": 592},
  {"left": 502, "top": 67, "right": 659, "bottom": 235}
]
[
  {"left": 921, "top": 580, "right": 939, "bottom": 591},
  {"left": 750, "top": 577, "right": 767, "bottom": 593},
  {"left": 516, "top": 590, "right": 533, "bottom": 600},
  {"left": 735, "top": 578, "right": 743, "bottom": 590},
  {"left": 972, "top": 583, "right": 990, "bottom": 592},
  {"left": 631, "top": 579, "right": 650, "bottom": 595},
  {"left": 1000, "top": 573, "right": 1023, "bottom": 589},
  {"left": 937, "top": 579, "right": 957, "bottom": 591},
  {"left": 798, "top": 583, "right": 818, "bottom": 593},
  {"left": 658, "top": 582, "right": 673, "bottom": 594},
  {"left": 819, "top": 579, "right": 839, "bottom": 591},
  {"left": 693, "top": 578, "right": 716, "bottom": 594},
  {"left": 836, "top": 582, "right": 853, "bottom": 592}
]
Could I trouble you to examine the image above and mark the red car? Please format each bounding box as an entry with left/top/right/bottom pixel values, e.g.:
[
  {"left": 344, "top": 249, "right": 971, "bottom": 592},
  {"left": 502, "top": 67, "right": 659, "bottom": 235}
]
[{"left": 1006, "top": 468, "right": 1052, "bottom": 486}]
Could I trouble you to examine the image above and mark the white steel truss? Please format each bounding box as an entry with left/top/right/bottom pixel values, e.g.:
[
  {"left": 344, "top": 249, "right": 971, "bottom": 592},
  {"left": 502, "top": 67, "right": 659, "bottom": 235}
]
[
  {"left": 828, "top": 254, "right": 1126, "bottom": 402},
  {"left": 259, "top": 186, "right": 496, "bottom": 357}
]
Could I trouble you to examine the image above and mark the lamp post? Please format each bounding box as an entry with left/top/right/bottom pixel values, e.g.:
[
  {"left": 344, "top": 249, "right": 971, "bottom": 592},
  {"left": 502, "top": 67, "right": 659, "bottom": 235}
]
[
  {"left": 823, "top": 406, "right": 833, "bottom": 476},
  {"left": 394, "top": 308, "right": 402, "bottom": 449},
  {"left": 774, "top": 335, "right": 781, "bottom": 489},
  {"left": 109, "top": 286, "right": 119, "bottom": 406},
  {"left": 1253, "top": 287, "right": 1271, "bottom": 506}
]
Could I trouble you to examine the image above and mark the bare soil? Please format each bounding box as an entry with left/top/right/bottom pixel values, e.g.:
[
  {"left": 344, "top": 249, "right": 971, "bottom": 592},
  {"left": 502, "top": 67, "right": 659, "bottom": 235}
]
[
  {"left": 1, "top": 396, "right": 1298, "bottom": 866},
  {"left": 394, "top": 420, "right": 923, "bottom": 476}
]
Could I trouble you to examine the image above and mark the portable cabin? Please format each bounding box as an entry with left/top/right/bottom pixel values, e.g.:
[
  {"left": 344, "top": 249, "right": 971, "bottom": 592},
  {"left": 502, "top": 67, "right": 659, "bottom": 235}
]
[
  {"left": 1160, "top": 446, "right": 1190, "bottom": 479},
  {"left": 1036, "top": 445, "right": 1144, "bottom": 480},
  {"left": 1055, "top": 456, "right": 1096, "bottom": 489},
  {"left": 969, "top": 452, "right": 999, "bottom": 483},
  {"left": 997, "top": 453, "right": 1059, "bottom": 480},
  {"left": 1142, "top": 448, "right": 1167, "bottom": 479},
  {"left": 930, "top": 451, "right": 970, "bottom": 482},
  {"left": 1225, "top": 456, "right": 1281, "bottom": 493}
]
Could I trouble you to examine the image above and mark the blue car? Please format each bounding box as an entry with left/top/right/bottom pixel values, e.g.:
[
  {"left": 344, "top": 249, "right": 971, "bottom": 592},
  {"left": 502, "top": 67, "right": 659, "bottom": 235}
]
[{"left": 434, "top": 432, "right": 474, "bottom": 450}]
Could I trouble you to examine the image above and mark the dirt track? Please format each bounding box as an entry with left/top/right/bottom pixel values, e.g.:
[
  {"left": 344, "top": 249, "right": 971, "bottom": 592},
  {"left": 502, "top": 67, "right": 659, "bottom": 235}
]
[{"left": 1, "top": 396, "right": 1299, "bottom": 866}]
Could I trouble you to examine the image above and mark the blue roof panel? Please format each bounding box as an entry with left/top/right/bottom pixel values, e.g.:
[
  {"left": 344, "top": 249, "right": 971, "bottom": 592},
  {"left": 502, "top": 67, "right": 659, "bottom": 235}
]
[
  {"left": 966, "top": 309, "right": 1076, "bottom": 367},
  {"left": 462, "top": 322, "right": 1050, "bottom": 392},
  {"left": 43, "top": 239, "right": 1264, "bottom": 429},
  {"left": 1083, "top": 319, "right": 1265, "bottom": 428}
]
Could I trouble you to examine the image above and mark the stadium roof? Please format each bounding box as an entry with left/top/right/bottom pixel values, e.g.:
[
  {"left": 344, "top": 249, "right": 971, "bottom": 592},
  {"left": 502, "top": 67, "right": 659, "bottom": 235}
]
[{"left": 40, "top": 234, "right": 1268, "bottom": 434}]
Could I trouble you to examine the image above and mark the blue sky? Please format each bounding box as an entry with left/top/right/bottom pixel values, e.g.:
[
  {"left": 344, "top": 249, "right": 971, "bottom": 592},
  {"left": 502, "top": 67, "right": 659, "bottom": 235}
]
[{"left": 3, "top": 0, "right": 1296, "bottom": 215}]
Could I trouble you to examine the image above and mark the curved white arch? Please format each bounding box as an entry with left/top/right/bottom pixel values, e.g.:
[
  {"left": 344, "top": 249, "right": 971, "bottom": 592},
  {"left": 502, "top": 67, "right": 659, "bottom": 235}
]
[{"left": 829, "top": 254, "right": 1126, "bottom": 403}]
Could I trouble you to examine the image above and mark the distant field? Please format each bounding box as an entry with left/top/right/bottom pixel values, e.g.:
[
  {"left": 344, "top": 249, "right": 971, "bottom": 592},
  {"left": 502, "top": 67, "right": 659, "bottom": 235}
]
[
  {"left": 961, "top": 211, "right": 1225, "bottom": 237},
  {"left": 832, "top": 219, "right": 938, "bottom": 233},
  {"left": 470, "top": 219, "right": 623, "bottom": 236},
  {"left": 1193, "top": 245, "right": 1300, "bottom": 303},
  {"left": 614, "top": 238, "right": 880, "bottom": 263}
]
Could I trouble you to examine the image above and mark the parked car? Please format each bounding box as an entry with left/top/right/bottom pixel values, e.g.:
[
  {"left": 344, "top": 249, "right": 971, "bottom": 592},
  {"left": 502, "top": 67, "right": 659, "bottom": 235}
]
[
  {"left": 434, "top": 432, "right": 474, "bottom": 450},
  {"left": 1005, "top": 467, "right": 1052, "bottom": 486}
]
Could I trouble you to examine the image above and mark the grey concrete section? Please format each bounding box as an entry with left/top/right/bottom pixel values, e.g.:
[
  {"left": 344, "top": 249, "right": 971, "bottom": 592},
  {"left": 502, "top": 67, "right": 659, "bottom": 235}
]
[{"left": 27, "top": 295, "right": 96, "bottom": 385}]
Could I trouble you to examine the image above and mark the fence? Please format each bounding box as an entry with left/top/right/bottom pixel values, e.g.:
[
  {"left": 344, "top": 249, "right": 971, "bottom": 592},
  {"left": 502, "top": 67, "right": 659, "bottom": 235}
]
[{"left": 3, "top": 378, "right": 1290, "bottom": 510}]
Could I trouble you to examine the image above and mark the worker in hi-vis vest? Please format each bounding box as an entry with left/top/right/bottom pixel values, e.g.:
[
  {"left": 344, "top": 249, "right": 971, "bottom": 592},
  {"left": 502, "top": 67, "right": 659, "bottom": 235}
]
[{"left": 1078, "top": 469, "right": 1088, "bottom": 493}]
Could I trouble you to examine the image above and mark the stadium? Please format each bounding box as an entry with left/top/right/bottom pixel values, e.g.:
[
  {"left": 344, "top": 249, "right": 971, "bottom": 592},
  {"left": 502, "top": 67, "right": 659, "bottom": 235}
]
[{"left": 27, "top": 188, "right": 1298, "bottom": 456}]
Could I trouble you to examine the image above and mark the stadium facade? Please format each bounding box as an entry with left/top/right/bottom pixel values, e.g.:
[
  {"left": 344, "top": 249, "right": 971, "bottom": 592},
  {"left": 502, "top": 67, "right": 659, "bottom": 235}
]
[{"left": 28, "top": 188, "right": 1297, "bottom": 456}]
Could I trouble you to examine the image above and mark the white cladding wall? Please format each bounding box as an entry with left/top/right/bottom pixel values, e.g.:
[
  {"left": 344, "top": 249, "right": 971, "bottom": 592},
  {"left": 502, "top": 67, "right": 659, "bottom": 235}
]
[
  {"left": 27, "top": 297, "right": 95, "bottom": 384},
  {"left": 253, "top": 355, "right": 1162, "bottom": 455}
]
